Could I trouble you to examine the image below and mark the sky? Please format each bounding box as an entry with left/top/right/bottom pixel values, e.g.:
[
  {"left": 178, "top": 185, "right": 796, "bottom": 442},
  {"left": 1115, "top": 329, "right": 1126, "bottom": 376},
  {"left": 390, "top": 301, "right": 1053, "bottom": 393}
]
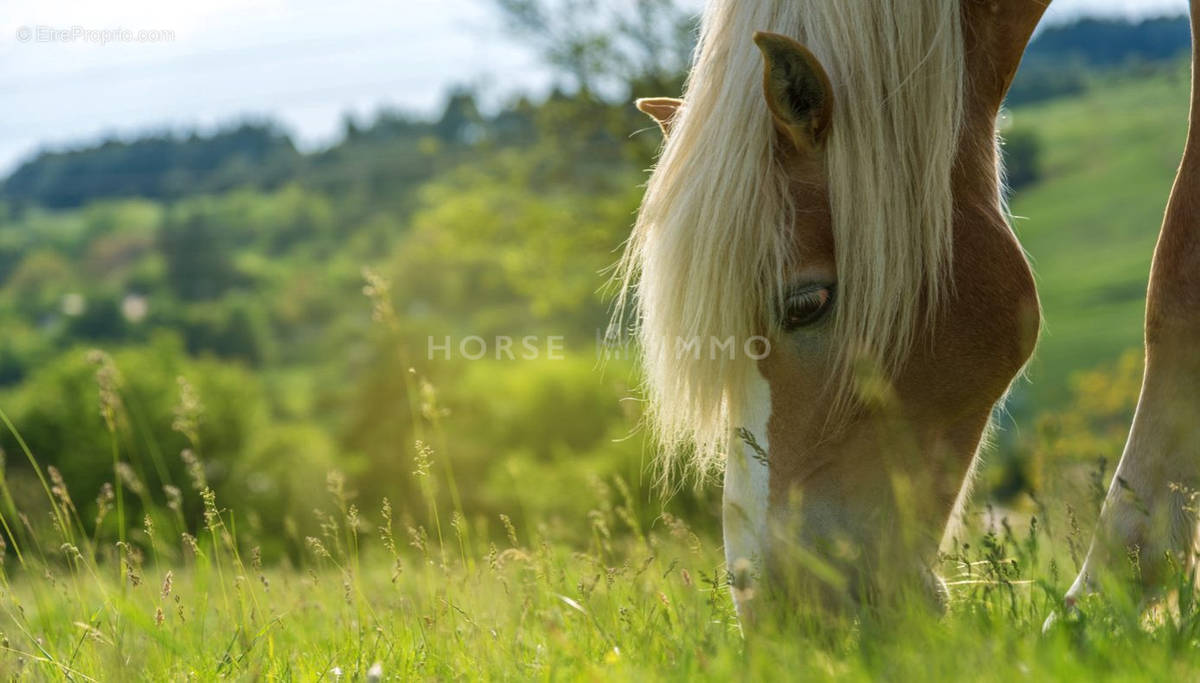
[{"left": 0, "top": 0, "right": 1191, "bottom": 176}]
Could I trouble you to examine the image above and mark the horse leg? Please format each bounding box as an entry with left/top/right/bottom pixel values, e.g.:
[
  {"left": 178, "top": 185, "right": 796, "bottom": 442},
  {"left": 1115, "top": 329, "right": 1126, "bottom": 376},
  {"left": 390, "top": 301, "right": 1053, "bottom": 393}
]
[
  {"left": 1056, "top": 0, "right": 1200, "bottom": 617},
  {"left": 1062, "top": 356, "right": 1200, "bottom": 609}
]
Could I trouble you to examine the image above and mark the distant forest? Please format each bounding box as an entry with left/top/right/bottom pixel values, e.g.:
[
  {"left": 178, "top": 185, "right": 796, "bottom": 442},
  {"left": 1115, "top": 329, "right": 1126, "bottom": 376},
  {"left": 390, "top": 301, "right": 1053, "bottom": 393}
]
[{"left": 3, "top": 14, "right": 1192, "bottom": 210}]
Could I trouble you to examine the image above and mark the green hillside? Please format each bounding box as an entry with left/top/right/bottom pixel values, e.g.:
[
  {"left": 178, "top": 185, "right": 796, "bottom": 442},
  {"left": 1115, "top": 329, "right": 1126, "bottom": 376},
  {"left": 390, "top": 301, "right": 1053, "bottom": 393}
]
[{"left": 1009, "top": 63, "right": 1191, "bottom": 408}]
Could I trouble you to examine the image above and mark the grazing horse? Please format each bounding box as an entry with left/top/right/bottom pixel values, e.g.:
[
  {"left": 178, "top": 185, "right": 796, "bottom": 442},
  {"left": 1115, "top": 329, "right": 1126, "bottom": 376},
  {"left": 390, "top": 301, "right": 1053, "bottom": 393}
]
[{"left": 617, "top": 0, "right": 1198, "bottom": 622}]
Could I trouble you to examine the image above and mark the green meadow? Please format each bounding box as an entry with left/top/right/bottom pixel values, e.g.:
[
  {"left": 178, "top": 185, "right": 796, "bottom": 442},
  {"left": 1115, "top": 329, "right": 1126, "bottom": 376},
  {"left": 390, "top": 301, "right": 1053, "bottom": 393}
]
[
  {"left": 1012, "top": 63, "right": 1190, "bottom": 406},
  {"left": 0, "top": 414, "right": 1197, "bottom": 680}
]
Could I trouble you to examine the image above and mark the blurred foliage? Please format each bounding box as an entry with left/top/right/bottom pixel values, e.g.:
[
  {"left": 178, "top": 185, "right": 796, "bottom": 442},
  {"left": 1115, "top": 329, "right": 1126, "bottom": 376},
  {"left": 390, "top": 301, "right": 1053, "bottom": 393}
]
[
  {"left": 1006, "top": 61, "right": 1090, "bottom": 107},
  {"left": 0, "top": 3, "right": 686, "bottom": 553},
  {"left": 981, "top": 351, "right": 1143, "bottom": 507},
  {"left": 1036, "top": 350, "right": 1144, "bottom": 465},
  {"left": 493, "top": 0, "right": 695, "bottom": 96},
  {"left": 1028, "top": 16, "right": 1191, "bottom": 67},
  {"left": 1008, "top": 15, "right": 1191, "bottom": 106},
  {"left": 2, "top": 122, "right": 299, "bottom": 209},
  {"left": 1001, "top": 126, "right": 1043, "bottom": 192}
]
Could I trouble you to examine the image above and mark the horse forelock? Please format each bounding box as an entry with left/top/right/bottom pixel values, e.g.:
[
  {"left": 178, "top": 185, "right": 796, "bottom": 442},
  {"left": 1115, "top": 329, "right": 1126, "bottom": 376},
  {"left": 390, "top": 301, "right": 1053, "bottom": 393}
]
[{"left": 613, "top": 0, "right": 966, "bottom": 484}]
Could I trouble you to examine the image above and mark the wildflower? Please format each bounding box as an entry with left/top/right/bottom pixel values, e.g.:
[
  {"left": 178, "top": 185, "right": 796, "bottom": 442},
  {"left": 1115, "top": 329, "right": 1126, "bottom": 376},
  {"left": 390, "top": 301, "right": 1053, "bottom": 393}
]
[
  {"left": 163, "top": 485, "right": 183, "bottom": 513},
  {"left": 47, "top": 466, "right": 75, "bottom": 514},
  {"left": 451, "top": 511, "right": 467, "bottom": 543},
  {"left": 201, "top": 488, "right": 219, "bottom": 529},
  {"left": 125, "top": 562, "right": 142, "bottom": 587},
  {"left": 116, "top": 462, "right": 147, "bottom": 497},
  {"left": 181, "top": 533, "right": 200, "bottom": 557},
  {"left": 362, "top": 267, "right": 397, "bottom": 327},
  {"left": 59, "top": 544, "right": 83, "bottom": 563},
  {"left": 419, "top": 379, "right": 449, "bottom": 420},
  {"left": 326, "top": 470, "right": 346, "bottom": 502},
  {"left": 306, "top": 537, "right": 331, "bottom": 560},
  {"left": 87, "top": 350, "right": 122, "bottom": 433},
  {"left": 366, "top": 662, "right": 383, "bottom": 682},
  {"left": 378, "top": 498, "right": 397, "bottom": 555},
  {"left": 180, "top": 449, "right": 207, "bottom": 492},
  {"left": 406, "top": 525, "right": 428, "bottom": 554},
  {"left": 118, "top": 542, "right": 143, "bottom": 587},
  {"left": 412, "top": 442, "right": 433, "bottom": 479},
  {"left": 95, "top": 483, "right": 115, "bottom": 528},
  {"left": 172, "top": 376, "right": 202, "bottom": 447},
  {"left": 500, "top": 514, "right": 519, "bottom": 547},
  {"left": 680, "top": 568, "right": 693, "bottom": 588}
]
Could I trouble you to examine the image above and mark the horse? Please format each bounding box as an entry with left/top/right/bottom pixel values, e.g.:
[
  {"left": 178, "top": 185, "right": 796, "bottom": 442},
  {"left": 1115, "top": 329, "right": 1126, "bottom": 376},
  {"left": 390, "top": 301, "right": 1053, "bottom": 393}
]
[{"left": 616, "top": 0, "right": 1200, "bottom": 623}]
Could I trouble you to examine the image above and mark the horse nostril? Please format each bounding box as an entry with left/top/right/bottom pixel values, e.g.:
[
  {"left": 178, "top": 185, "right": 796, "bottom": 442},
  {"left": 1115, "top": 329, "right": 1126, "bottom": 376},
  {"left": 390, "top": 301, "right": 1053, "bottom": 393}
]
[{"left": 731, "top": 557, "right": 757, "bottom": 599}]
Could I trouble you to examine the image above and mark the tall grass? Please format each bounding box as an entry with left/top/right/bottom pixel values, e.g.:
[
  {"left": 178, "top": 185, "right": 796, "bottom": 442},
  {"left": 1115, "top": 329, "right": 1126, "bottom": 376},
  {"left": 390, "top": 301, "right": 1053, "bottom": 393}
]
[{"left": 1, "top": 423, "right": 1198, "bottom": 680}]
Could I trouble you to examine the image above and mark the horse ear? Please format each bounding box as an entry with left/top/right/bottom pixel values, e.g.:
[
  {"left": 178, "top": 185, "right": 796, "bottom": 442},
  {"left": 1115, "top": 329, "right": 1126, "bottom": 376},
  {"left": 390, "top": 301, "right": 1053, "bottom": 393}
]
[
  {"left": 754, "top": 31, "right": 834, "bottom": 152},
  {"left": 636, "top": 97, "right": 683, "bottom": 135}
]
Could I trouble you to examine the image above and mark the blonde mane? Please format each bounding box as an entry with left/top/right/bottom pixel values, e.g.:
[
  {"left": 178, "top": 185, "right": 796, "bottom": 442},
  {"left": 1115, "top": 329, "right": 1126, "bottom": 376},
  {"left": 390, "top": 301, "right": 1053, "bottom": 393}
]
[{"left": 614, "top": 0, "right": 965, "bottom": 481}]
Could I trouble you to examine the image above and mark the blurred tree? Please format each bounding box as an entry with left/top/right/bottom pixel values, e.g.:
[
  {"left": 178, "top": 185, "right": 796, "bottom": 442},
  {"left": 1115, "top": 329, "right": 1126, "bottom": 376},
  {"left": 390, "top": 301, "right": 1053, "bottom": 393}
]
[
  {"left": 159, "top": 209, "right": 240, "bottom": 301},
  {"left": 63, "top": 291, "right": 127, "bottom": 341},
  {"left": 1028, "top": 16, "right": 1190, "bottom": 68},
  {"left": 1006, "top": 61, "right": 1089, "bottom": 106},
  {"left": 2, "top": 122, "right": 299, "bottom": 209},
  {"left": 492, "top": 0, "right": 696, "bottom": 96},
  {"left": 4, "top": 249, "right": 75, "bottom": 317},
  {"left": 1002, "top": 127, "right": 1043, "bottom": 192},
  {"left": 435, "top": 89, "right": 485, "bottom": 145},
  {"left": 179, "top": 297, "right": 275, "bottom": 365},
  {"left": 1007, "top": 15, "right": 1191, "bottom": 106},
  {"left": 1, "top": 336, "right": 268, "bottom": 538},
  {"left": 393, "top": 150, "right": 642, "bottom": 337},
  {"left": 1037, "top": 350, "right": 1144, "bottom": 464}
]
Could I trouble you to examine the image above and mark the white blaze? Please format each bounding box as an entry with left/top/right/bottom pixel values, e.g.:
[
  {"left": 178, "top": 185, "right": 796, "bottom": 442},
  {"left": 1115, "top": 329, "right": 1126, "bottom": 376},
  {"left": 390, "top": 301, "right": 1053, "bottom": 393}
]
[{"left": 723, "top": 369, "right": 771, "bottom": 607}]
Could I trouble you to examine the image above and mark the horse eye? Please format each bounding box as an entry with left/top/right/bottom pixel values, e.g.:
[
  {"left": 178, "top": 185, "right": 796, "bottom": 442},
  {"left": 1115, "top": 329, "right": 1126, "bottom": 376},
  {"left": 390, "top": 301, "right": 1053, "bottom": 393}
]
[{"left": 782, "top": 286, "right": 833, "bottom": 331}]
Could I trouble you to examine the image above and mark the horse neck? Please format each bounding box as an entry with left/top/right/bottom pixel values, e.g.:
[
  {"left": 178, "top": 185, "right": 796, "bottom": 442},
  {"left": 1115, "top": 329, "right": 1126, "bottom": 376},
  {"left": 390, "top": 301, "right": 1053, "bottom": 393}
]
[
  {"left": 952, "top": 1, "right": 1049, "bottom": 209},
  {"left": 1144, "top": 0, "right": 1200, "bottom": 359}
]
